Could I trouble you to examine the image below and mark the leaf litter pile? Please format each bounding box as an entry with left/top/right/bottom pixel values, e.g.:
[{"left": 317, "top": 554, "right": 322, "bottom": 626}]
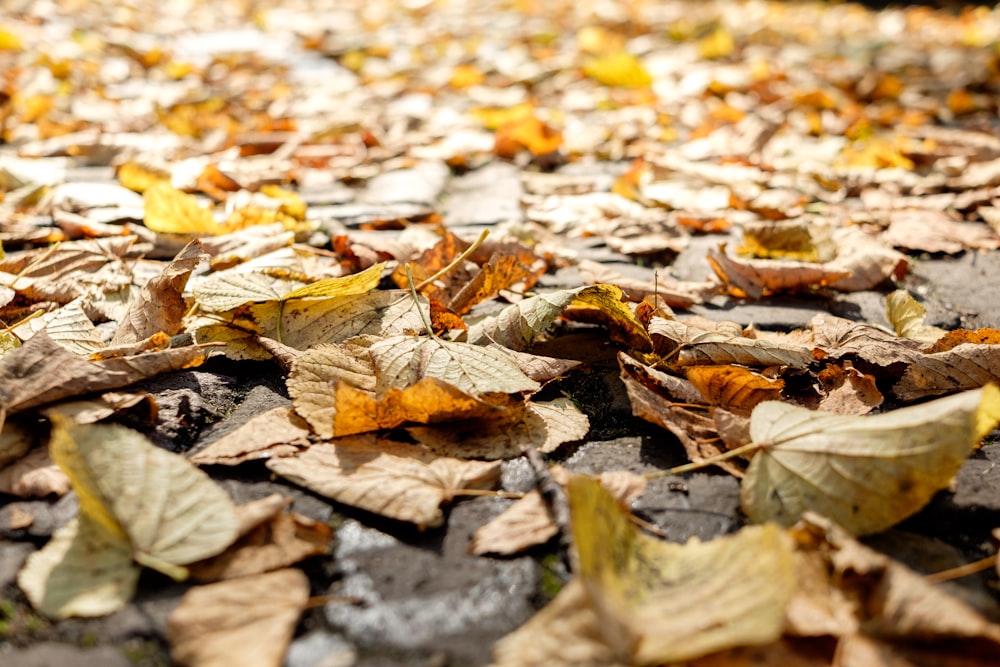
[{"left": 4, "top": 0, "right": 1000, "bottom": 665}]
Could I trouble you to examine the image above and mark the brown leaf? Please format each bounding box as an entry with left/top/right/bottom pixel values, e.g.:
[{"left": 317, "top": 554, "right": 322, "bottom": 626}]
[
  {"left": 789, "top": 514, "right": 1000, "bottom": 662},
  {"left": 187, "top": 494, "right": 332, "bottom": 582},
  {"left": 168, "top": 569, "right": 310, "bottom": 667},
  {"left": 0, "top": 448, "right": 70, "bottom": 498},
  {"left": 188, "top": 408, "right": 311, "bottom": 466},
  {"left": 894, "top": 343, "right": 1000, "bottom": 401},
  {"left": 266, "top": 436, "right": 500, "bottom": 527},
  {"left": 619, "top": 354, "right": 745, "bottom": 477},
  {"left": 883, "top": 209, "right": 1000, "bottom": 254},
  {"left": 407, "top": 398, "right": 589, "bottom": 459},
  {"left": 449, "top": 253, "right": 543, "bottom": 316},
  {"left": 816, "top": 363, "right": 883, "bottom": 415},
  {"left": 0, "top": 331, "right": 208, "bottom": 415},
  {"left": 111, "top": 240, "right": 205, "bottom": 345}
]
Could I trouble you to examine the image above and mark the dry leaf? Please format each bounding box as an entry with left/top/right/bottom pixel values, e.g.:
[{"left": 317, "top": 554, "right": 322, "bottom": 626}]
[
  {"left": 685, "top": 365, "right": 785, "bottom": 413},
  {"left": 0, "top": 331, "right": 208, "bottom": 414},
  {"left": 18, "top": 419, "right": 239, "bottom": 618},
  {"left": 885, "top": 290, "right": 948, "bottom": 345},
  {"left": 568, "top": 475, "right": 795, "bottom": 664},
  {"left": 188, "top": 408, "right": 311, "bottom": 466},
  {"left": 266, "top": 435, "right": 500, "bottom": 528},
  {"left": 111, "top": 240, "right": 205, "bottom": 345},
  {"left": 894, "top": 343, "right": 1000, "bottom": 401},
  {"left": 0, "top": 447, "right": 70, "bottom": 497},
  {"left": 187, "top": 494, "right": 332, "bottom": 582},
  {"left": 408, "top": 397, "right": 589, "bottom": 459},
  {"left": 168, "top": 568, "right": 309, "bottom": 667},
  {"left": 742, "top": 385, "right": 1000, "bottom": 535}
]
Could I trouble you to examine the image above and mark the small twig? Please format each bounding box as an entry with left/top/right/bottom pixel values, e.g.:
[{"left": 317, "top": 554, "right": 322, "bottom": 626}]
[
  {"left": 525, "top": 447, "right": 575, "bottom": 572},
  {"left": 449, "top": 489, "right": 526, "bottom": 499},
  {"left": 925, "top": 554, "right": 998, "bottom": 584},
  {"left": 304, "top": 594, "right": 366, "bottom": 609},
  {"left": 644, "top": 441, "right": 760, "bottom": 480},
  {"left": 413, "top": 228, "right": 489, "bottom": 291},
  {"left": 406, "top": 265, "right": 438, "bottom": 341},
  {"left": 629, "top": 513, "right": 668, "bottom": 539}
]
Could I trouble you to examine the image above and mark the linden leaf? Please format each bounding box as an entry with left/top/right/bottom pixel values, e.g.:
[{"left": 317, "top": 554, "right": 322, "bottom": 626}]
[
  {"left": 266, "top": 436, "right": 500, "bottom": 528},
  {"left": 368, "top": 335, "right": 540, "bottom": 399},
  {"left": 407, "top": 397, "right": 590, "bottom": 459},
  {"left": 885, "top": 290, "right": 947, "bottom": 345},
  {"left": 468, "top": 288, "right": 580, "bottom": 350},
  {"left": 17, "top": 516, "right": 138, "bottom": 619},
  {"left": 568, "top": 475, "right": 795, "bottom": 664},
  {"left": 742, "top": 385, "right": 1000, "bottom": 535},
  {"left": 168, "top": 569, "right": 310, "bottom": 667},
  {"left": 48, "top": 419, "right": 240, "bottom": 579},
  {"left": 143, "top": 182, "right": 228, "bottom": 235},
  {"left": 582, "top": 51, "right": 653, "bottom": 88},
  {"left": 111, "top": 240, "right": 205, "bottom": 345},
  {"left": 894, "top": 344, "right": 1000, "bottom": 401}
]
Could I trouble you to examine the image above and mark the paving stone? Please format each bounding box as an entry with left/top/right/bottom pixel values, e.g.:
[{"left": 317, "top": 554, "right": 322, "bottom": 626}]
[
  {"left": 2, "top": 643, "right": 132, "bottom": 667},
  {"left": 325, "top": 498, "right": 539, "bottom": 667}
]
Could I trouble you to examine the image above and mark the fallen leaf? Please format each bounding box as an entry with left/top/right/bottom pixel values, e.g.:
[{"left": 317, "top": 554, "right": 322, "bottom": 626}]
[
  {"left": 18, "top": 419, "right": 240, "bottom": 618},
  {"left": 685, "top": 365, "right": 785, "bottom": 413},
  {"left": 885, "top": 289, "right": 947, "bottom": 345},
  {"left": 188, "top": 408, "right": 311, "bottom": 466},
  {"left": 407, "top": 397, "right": 590, "bottom": 459},
  {"left": 187, "top": 494, "right": 331, "bottom": 582},
  {"left": 0, "top": 331, "right": 209, "bottom": 414},
  {"left": 894, "top": 344, "right": 1000, "bottom": 401},
  {"left": 143, "top": 182, "right": 226, "bottom": 235},
  {"left": 742, "top": 385, "right": 1000, "bottom": 535},
  {"left": 266, "top": 435, "right": 500, "bottom": 528},
  {"left": 0, "top": 447, "right": 70, "bottom": 497},
  {"left": 168, "top": 568, "right": 309, "bottom": 667},
  {"left": 111, "top": 240, "right": 205, "bottom": 345},
  {"left": 568, "top": 475, "right": 795, "bottom": 664},
  {"left": 368, "top": 335, "right": 541, "bottom": 398},
  {"left": 583, "top": 51, "right": 652, "bottom": 88}
]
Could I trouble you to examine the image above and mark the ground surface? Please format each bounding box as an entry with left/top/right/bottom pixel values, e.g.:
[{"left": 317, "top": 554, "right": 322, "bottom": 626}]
[{"left": 3, "top": 1, "right": 1000, "bottom": 666}]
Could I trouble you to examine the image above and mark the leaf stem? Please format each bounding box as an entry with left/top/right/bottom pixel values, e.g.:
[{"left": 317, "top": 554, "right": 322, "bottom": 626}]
[
  {"left": 644, "top": 441, "right": 760, "bottom": 479},
  {"left": 449, "top": 489, "right": 526, "bottom": 499},
  {"left": 406, "top": 265, "right": 438, "bottom": 341},
  {"left": 414, "top": 228, "right": 489, "bottom": 291},
  {"left": 925, "top": 554, "right": 998, "bottom": 584}
]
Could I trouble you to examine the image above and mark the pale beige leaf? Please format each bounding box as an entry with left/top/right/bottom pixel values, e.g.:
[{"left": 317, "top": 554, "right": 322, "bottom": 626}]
[
  {"left": 168, "top": 568, "right": 310, "bottom": 667},
  {"left": 252, "top": 290, "right": 427, "bottom": 349},
  {"left": 189, "top": 408, "right": 311, "bottom": 466},
  {"left": 10, "top": 298, "right": 105, "bottom": 355},
  {"left": 569, "top": 475, "right": 795, "bottom": 664},
  {"left": 112, "top": 240, "right": 205, "bottom": 345},
  {"left": 489, "top": 578, "right": 622, "bottom": 667},
  {"left": 369, "top": 335, "right": 540, "bottom": 399},
  {"left": 743, "top": 386, "right": 1000, "bottom": 535},
  {"left": 408, "top": 398, "right": 589, "bottom": 459},
  {"left": 266, "top": 436, "right": 500, "bottom": 528},
  {"left": 187, "top": 495, "right": 332, "bottom": 582},
  {"left": 193, "top": 271, "right": 292, "bottom": 312},
  {"left": 894, "top": 343, "right": 1000, "bottom": 401},
  {"left": 467, "top": 288, "right": 580, "bottom": 350},
  {"left": 807, "top": 313, "right": 922, "bottom": 368},
  {"left": 18, "top": 517, "right": 139, "bottom": 619},
  {"left": 470, "top": 490, "right": 559, "bottom": 556},
  {"left": 51, "top": 420, "right": 240, "bottom": 568},
  {"left": 885, "top": 290, "right": 947, "bottom": 344},
  {"left": 490, "top": 346, "right": 582, "bottom": 383}
]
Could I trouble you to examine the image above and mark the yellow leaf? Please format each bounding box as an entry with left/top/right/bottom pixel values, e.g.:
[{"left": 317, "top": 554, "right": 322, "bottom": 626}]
[
  {"left": 470, "top": 102, "right": 535, "bottom": 131},
  {"left": 257, "top": 184, "right": 307, "bottom": 221},
  {"left": 697, "top": 27, "right": 735, "bottom": 60},
  {"left": 0, "top": 27, "right": 23, "bottom": 51},
  {"left": 742, "top": 385, "right": 1000, "bottom": 535},
  {"left": 143, "top": 182, "right": 228, "bottom": 235},
  {"left": 582, "top": 51, "right": 652, "bottom": 88},
  {"left": 885, "top": 289, "right": 947, "bottom": 344},
  {"left": 116, "top": 161, "right": 171, "bottom": 193},
  {"left": 568, "top": 475, "right": 794, "bottom": 664}
]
